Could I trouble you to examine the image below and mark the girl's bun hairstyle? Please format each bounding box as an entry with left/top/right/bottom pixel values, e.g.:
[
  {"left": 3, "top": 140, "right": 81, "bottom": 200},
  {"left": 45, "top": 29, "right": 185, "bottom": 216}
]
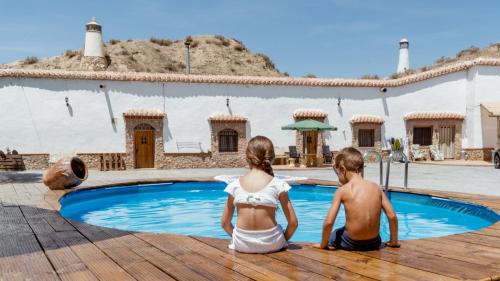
[{"left": 246, "top": 136, "right": 275, "bottom": 176}]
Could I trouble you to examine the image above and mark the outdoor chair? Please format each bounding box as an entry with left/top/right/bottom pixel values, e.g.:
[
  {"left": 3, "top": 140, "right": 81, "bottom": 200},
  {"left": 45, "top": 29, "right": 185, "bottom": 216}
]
[
  {"left": 410, "top": 144, "right": 425, "bottom": 161},
  {"left": 273, "top": 146, "right": 288, "bottom": 165},
  {"left": 429, "top": 144, "right": 444, "bottom": 161},
  {"left": 322, "top": 145, "right": 333, "bottom": 164}
]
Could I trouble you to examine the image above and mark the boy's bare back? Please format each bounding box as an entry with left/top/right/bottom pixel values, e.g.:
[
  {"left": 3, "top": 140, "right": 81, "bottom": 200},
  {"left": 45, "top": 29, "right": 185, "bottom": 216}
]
[{"left": 339, "top": 179, "right": 382, "bottom": 240}]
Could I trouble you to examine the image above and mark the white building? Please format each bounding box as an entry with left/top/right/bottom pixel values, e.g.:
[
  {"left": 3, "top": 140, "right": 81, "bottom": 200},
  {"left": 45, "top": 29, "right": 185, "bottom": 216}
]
[{"left": 0, "top": 23, "right": 499, "bottom": 170}]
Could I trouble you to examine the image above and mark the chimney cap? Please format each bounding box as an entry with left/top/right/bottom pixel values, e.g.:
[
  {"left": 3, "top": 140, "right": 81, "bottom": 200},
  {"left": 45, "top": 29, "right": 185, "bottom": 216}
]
[
  {"left": 184, "top": 36, "right": 193, "bottom": 46},
  {"left": 86, "top": 17, "right": 100, "bottom": 26},
  {"left": 400, "top": 38, "right": 408, "bottom": 43}
]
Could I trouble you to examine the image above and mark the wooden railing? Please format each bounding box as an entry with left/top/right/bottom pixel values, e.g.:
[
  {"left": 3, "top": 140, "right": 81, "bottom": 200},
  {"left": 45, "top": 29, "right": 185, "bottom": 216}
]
[{"left": 99, "top": 153, "right": 125, "bottom": 171}]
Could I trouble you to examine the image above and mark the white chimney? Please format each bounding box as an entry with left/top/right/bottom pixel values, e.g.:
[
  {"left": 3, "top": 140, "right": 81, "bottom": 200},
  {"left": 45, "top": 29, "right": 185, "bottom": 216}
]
[
  {"left": 397, "top": 38, "right": 410, "bottom": 73},
  {"left": 81, "top": 17, "right": 107, "bottom": 71}
]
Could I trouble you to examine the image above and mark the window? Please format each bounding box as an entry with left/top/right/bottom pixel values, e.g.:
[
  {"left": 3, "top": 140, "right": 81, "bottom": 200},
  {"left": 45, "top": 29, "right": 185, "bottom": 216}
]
[
  {"left": 218, "top": 129, "right": 238, "bottom": 152},
  {"left": 413, "top": 127, "right": 432, "bottom": 145},
  {"left": 358, "top": 129, "right": 375, "bottom": 147}
]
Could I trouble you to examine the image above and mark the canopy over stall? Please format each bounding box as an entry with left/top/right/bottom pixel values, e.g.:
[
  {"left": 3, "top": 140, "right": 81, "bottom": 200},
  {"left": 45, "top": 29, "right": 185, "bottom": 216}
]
[{"left": 282, "top": 119, "right": 337, "bottom": 167}]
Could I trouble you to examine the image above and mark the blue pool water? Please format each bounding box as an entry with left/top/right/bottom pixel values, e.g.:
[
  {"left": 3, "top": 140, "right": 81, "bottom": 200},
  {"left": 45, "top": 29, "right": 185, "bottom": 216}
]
[{"left": 60, "top": 182, "right": 499, "bottom": 242}]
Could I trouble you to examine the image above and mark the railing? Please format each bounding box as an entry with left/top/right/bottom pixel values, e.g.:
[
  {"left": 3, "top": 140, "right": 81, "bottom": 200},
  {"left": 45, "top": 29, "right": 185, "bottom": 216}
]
[
  {"left": 385, "top": 151, "right": 409, "bottom": 191},
  {"left": 362, "top": 150, "right": 383, "bottom": 186}
]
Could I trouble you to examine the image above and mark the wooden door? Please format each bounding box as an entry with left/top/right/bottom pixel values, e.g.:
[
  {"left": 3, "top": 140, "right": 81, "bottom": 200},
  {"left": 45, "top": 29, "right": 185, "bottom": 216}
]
[
  {"left": 305, "top": 131, "right": 318, "bottom": 155},
  {"left": 439, "top": 126, "right": 455, "bottom": 159},
  {"left": 134, "top": 130, "right": 154, "bottom": 168}
]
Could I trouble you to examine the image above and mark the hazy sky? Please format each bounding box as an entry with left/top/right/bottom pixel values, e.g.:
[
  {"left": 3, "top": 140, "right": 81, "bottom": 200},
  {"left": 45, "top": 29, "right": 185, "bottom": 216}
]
[{"left": 1, "top": 0, "right": 499, "bottom": 78}]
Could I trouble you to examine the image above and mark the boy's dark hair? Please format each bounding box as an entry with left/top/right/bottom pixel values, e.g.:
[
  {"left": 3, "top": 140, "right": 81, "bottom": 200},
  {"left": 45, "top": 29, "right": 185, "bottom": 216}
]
[{"left": 333, "top": 147, "right": 364, "bottom": 173}]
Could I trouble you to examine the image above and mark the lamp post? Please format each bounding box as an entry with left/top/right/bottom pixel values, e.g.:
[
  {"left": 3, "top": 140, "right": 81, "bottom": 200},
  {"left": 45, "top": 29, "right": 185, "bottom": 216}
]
[{"left": 184, "top": 36, "right": 192, "bottom": 75}]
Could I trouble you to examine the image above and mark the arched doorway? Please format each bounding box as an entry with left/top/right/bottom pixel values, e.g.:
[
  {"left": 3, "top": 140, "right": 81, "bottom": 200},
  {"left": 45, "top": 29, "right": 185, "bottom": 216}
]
[{"left": 134, "top": 124, "right": 155, "bottom": 168}]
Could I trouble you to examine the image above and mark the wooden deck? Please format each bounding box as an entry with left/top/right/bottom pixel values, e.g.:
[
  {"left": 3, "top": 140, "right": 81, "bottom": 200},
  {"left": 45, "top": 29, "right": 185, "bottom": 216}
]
[{"left": 1, "top": 179, "right": 499, "bottom": 281}]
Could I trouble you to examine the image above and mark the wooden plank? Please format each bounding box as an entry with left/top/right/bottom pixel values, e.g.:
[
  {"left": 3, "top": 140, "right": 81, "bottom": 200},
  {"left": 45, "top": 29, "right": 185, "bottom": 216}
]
[
  {"left": 136, "top": 232, "right": 255, "bottom": 281},
  {"left": 196, "top": 236, "right": 374, "bottom": 281},
  {"left": 68, "top": 221, "right": 175, "bottom": 281},
  {"left": 23, "top": 216, "right": 98, "bottom": 281},
  {"left": 56, "top": 230, "right": 136, "bottom": 281},
  {"left": 175, "top": 235, "right": 321, "bottom": 281},
  {"left": 99, "top": 228, "right": 212, "bottom": 281},
  {"left": 354, "top": 242, "right": 498, "bottom": 280},
  {"left": 290, "top": 243, "right": 458, "bottom": 281},
  {"left": 0, "top": 231, "right": 60, "bottom": 281},
  {"left": 446, "top": 232, "right": 500, "bottom": 248}
]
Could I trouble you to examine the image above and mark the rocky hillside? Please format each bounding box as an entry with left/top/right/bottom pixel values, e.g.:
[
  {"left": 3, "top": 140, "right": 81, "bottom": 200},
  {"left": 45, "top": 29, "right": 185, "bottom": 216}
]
[
  {"left": 380, "top": 43, "right": 500, "bottom": 79},
  {"left": 0, "top": 35, "right": 285, "bottom": 77}
]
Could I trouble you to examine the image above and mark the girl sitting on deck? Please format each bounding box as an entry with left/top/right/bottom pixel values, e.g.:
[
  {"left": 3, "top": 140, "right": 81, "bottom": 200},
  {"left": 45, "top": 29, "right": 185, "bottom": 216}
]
[{"left": 220, "top": 136, "right": 298, "bottom": 253}]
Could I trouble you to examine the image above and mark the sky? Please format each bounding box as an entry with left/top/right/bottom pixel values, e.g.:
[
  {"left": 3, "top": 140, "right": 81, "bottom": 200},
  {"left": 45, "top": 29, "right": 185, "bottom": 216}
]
[{"left": 1, "top": 0, "right": 499, "bottom": 78}]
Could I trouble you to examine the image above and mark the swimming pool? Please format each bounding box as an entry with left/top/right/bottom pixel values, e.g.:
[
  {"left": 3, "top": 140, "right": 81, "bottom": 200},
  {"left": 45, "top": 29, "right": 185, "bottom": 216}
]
[{"left": 60, "top": 181, "right": 499, "bottom": 242}]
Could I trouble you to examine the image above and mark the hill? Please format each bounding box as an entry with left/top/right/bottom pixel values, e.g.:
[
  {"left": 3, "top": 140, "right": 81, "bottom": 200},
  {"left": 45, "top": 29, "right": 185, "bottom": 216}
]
[{"left": 0, "top": 35, "right": 285, "bottom": 77}]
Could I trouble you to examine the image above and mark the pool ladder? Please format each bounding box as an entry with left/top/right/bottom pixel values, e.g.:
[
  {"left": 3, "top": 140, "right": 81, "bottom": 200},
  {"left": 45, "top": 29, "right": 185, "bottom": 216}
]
[{"left": 362, "top": 150, "right": 409, "bottom": 192}]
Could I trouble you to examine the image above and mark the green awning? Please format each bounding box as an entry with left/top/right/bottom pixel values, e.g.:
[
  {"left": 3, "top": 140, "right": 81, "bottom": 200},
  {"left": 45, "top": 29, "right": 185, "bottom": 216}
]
[{"left": 281, "top": 119, "right": 337, "bottom": 131}]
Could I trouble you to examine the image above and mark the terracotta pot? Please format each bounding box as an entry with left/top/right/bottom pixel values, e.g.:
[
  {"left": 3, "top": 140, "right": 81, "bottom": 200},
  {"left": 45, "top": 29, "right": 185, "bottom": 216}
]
[{"left": 43, "top": 157, "right": 88, "bottom": 190}]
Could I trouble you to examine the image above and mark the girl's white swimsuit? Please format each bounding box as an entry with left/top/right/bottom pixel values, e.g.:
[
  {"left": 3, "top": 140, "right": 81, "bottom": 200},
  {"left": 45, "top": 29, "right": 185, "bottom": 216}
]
[
  {"left": 224, "top": 177, "right": 291, "bottom": 208},
  {"left": 224, "top": 177, "right": 291, "bottom": 253}
]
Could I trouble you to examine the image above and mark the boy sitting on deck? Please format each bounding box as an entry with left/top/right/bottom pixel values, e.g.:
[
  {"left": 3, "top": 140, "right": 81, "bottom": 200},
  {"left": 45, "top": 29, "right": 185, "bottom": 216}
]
[{"left": 314, "top": 147, "right": 400, "bottom": 251}]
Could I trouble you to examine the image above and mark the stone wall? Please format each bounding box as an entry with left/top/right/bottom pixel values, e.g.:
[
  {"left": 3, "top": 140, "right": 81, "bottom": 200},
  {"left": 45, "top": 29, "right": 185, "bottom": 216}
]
[
  {"left": 81, "top": 56, "right": 107, "bottom": 71},
  {"left": 124, "top": 115, "right": 165, "bottom": 169},
  {"left": 20, "top": 154, "right": 49, "bottom": 170},
  {"left": 209, "top": 121, "right": 248, "bottom": 168},
  {"left": 463, "top": 148, "right": 494, "bottom": 161},
  {"left": 405, "top": 119, "right": 463, "bottom": 160},
  {"left": 77, "top": 153, "right": 127, "bottom": 170},
  {"left": 294, "top": 117, "right": 326, "bottom": 160},
  {"left": 351, "top": 123, "right": 382, "bottom": 152},
  {"left": 159, "top": 152, "right": 214, "bottom": 169}
]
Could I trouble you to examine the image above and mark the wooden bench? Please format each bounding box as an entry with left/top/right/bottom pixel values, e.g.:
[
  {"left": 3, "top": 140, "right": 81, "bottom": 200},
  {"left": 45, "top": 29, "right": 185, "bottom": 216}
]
[{"left": 176, "top": 141, "right": 203, "bottom": 152}]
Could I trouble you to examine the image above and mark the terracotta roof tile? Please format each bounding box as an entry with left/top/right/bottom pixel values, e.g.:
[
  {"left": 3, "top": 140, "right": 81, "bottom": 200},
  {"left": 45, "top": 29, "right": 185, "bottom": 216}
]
[
  {"left": 2, "top": 57, "right": 499, "bottom": 88},
  {"left": 293, "top": 109, "right": 328, "bottom": 119},
  {"left": 350, "top": 115, "right": 384, "bottom": 124},
  {"left": 123, "top": 109, "right": 165, "bottom": 118},
  {"left": 404, "top": 112, "right": 465, "bottom": 121},
  {"left": 208, "top": 113, "right": 247, "bottom": 122}
]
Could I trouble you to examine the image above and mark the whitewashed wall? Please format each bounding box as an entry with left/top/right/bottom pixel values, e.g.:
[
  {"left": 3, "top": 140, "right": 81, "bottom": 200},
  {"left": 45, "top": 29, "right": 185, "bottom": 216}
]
[{"left": 1, "top": 66, "right": 499, "bottom": 159}]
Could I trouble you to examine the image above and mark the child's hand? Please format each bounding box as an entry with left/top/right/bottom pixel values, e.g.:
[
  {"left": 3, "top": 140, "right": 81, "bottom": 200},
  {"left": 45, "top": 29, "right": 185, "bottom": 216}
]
[
  {"left": 385, "top": 241, "right": 401, "bottom": 248},
  {"left": 313, "top": 243, "right": 327, "bottom": 249}
]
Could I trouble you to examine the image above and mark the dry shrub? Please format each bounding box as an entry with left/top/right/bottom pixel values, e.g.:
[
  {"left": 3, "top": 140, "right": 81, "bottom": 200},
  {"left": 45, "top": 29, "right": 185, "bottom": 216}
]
[
  {"left": 109, "top": 39, "right": 120, "bottom": 45},
  {"left": 119, "top": 47, "right": 130, "bottom": 56},
  {"left": 303, "top": 74, "right": 317, "bottom": 78},
  {"left": 191, "top": 40, "right": 199, "bottom": 48},
  {"left": 456, "top": 46, "right": 480, "bottom": 58},
  {"left": 215, "top": 35, "right": 230, "bottom": 46},
  {"left": 150, "top": 37, "right": 173, "bottom": 46},
  {"left": 360, "top": 74, "right": 380, "bottom": 80},
  {"left": 23, "top": 56, "right": 38, "bottom": 64},
  {"left": 256, "top": 53, "right": 275, "bottom": 69},
  {"left": 164, "top": 62, "right": 177, "bottom": 72},
  {"left": 105, "top": 54, "right": 112, "bottom": 66},
  {"left": 64, "top": 50, "right": 80, "bottom": 58},
  {"left": 283, "top": 72, "right": 290, "bottom": 77},
  {"left": 234, "top": 45, "right": 245, "bottom": 52}
]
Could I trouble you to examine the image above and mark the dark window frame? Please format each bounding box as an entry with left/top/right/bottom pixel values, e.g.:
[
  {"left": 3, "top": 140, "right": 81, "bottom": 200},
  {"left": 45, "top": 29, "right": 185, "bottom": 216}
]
[
  {"left": 218, "top": 129, "right": 238, "bottom": 152},
  {"left": 413, "top": 127, "right": 433, "bottom": 146},
  {"left": 358, "top": 129, "right": 375, "bottom": 147}
]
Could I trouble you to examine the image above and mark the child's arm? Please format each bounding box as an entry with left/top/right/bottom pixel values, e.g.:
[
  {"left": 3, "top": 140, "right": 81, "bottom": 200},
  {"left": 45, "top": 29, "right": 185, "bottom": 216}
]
[
  {"left": 381, "top": 191, "right": 400, "bottom": 247},
  {"left": 315, "top": 188, "right": 342, "bottom": 249},
  {"left": 220, "top": 195, "right": 235, "bottom": 236},
  {"left": 279, "top": 192, "right": 298, "bottom": 241}
]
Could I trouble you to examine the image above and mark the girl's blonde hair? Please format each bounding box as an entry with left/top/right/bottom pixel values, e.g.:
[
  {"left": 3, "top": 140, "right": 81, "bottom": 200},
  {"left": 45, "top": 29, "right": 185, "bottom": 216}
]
[{"left": 246, "top": 136, "right": 275, "bottom": 176}]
